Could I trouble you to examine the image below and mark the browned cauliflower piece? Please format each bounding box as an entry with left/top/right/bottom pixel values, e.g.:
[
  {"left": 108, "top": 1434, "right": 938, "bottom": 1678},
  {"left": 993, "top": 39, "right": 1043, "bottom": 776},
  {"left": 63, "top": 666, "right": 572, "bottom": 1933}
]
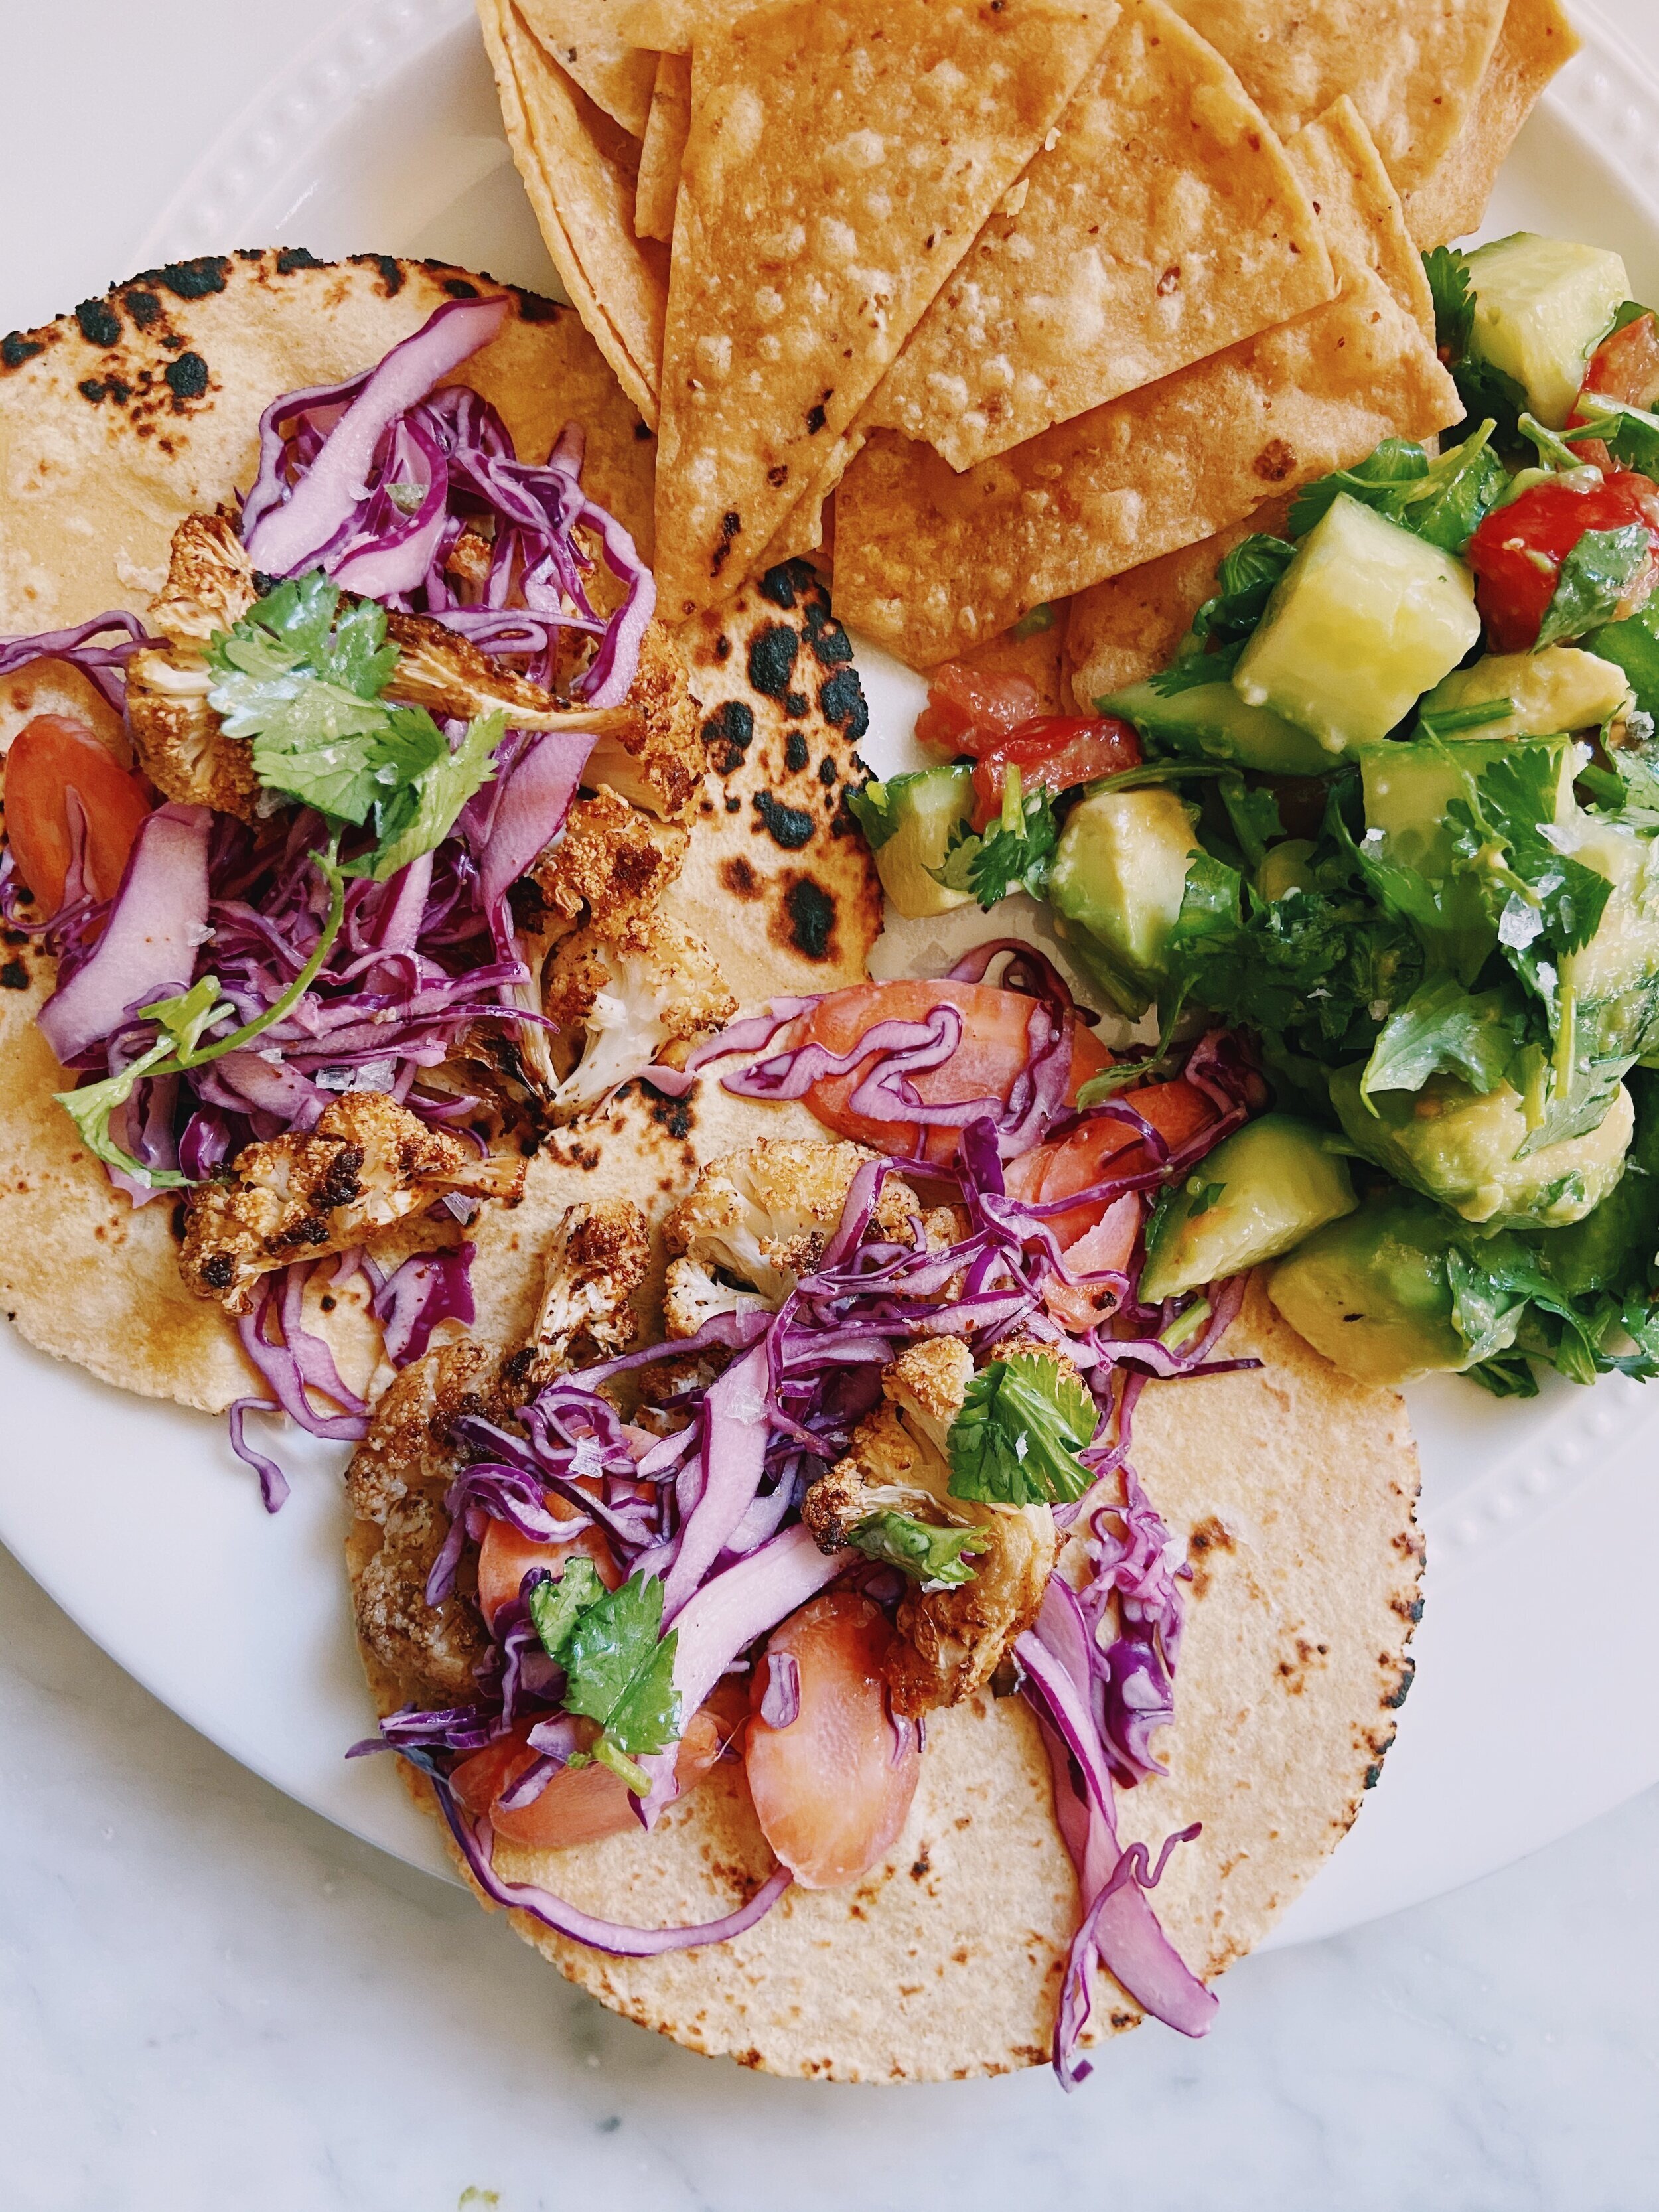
[
  {"left": 346, "top": 1337, "right": 498, "bottom": 1528},
  {"left": 350, "top": 1489, "right": 492, "bottom": 1706},
  {"left": 126, "top": 650, "right": 265, "bottom": 820},
  {"left": 582, "top": 621, "right": 703, "bottom": 819},
  {"left": 149, "top": 511, "right": 259, "bottom": 646},
  {"left": 528, "top": 788, "right": 689, "bottom": 945},
  {"left": 802, "top": 1336, "right": 1058, "bottom": 1718},
  {"left": 541, "top": 912, "right": 735, "bottom": 1118},
  {"left": 522, "top": 1197, "right": 650, "bottom": 1370},
  {"left": 662, "top": 1139, "right": 922, "bottom": 1339},
  {"left": 180, "top": 1092, "right": 526, "bottom": 1313},
  {"left": 380, "top": 607, "right": 630, "bottom": 735}
]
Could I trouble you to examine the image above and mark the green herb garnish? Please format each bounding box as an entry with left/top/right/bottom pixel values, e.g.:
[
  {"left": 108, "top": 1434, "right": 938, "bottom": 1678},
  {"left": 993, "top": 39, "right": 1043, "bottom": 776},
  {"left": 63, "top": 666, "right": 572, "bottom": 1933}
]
[{"left": 946, "top": 1352, "right": 1098, "bottom": 1507}]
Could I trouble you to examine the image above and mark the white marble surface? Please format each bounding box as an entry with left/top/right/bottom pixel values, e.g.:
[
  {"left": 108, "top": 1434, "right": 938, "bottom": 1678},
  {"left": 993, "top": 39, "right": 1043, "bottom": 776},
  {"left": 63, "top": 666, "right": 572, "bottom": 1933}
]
[{"left": 5, "top": 3, "right": 1659, "bottom": 2203}]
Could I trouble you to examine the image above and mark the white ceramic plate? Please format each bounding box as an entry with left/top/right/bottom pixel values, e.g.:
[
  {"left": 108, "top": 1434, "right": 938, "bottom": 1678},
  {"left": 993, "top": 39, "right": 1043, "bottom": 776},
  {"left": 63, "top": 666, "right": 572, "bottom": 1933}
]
[{"left": 5, "top": 0, "right": 1659, "bottom": 1941}]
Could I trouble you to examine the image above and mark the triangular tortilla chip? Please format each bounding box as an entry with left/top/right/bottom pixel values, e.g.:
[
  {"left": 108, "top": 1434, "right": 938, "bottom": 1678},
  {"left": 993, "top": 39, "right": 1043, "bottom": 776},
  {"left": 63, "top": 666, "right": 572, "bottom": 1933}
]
[
  {"left": 862, "top": 0, "right": 1337, "bottom": 471},
  {"left": 831, "top": 98, "right": 1461, "bottom": 667},
  {"left": 1064, "top": 494, "right": 1291, "bottom": 707},
  {"left": 1166, "top": 0, "right": 1506, "bottom": 196},
  {"left": 514, "top": 0, "right": 661, "bottom": 135},
  {"left": 480, "top": 0, "right": 670, "bottom": 425},
  {"left": 652, "top": 0, "right": 1120, "bottom": 619},
  {"left": 634, "top": 50, "right": 691, "bottom": 242},
  {"left": 1403, "top": 0, "right": 1579, "bottom": 250}
]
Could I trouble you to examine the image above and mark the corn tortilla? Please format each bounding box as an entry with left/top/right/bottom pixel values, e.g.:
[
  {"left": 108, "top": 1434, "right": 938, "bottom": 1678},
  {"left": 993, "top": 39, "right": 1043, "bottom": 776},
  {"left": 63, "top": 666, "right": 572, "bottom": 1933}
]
[
  {"left": 1402, "top": 0, "right": 1580, "bottom": 250},
  {"left": 862, "top": 0, "right": 1337, "bottom": 472},
  {"left": 652, "top": 0, "right": 1119, "bottom": 619},
  {"left": 634, "top": 50, "right": 693, "bottom": 243},
  {"left": 514, "top": 0, "right": 662, "bottom": 135},
  {"left": 362, "top": 1275, "right": 1421, "bottom": 2079},
  {"left": 830, "top": 98, "right": 1461, "bottom": 667}
]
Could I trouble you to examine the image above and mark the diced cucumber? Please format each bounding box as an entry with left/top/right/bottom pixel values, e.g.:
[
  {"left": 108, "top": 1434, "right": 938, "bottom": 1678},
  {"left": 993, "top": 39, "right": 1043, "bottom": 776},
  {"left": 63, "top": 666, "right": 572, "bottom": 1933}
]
[
  {"left": 1102, "top": 677, "right": 1340, "bottom": 776},
  {"left": 1232, "top": 495, "right": 1481, "bottom": 751},
  {"left": 1328, "top": 1063, "right": 1634, "bottom": 1230},
  {"left": 1046, "top": 788, "right": 1199, "bottom": 1001},
  {"left": 1463, "top": 232, "right": 1630, "bottom": 428},
  {"left": 1139, "top": 1114, "right": 1357, "bottom": 1303},
  {"left": 1267, "top": 1195, "right": 1506, "bottom": 1384},
  {"left": 1421, "top": 646, "right": 1633, "bottom": 739},
  {"left": 1559, "top": 814, "right": 1659, "bottom": 1061},
  {"left": 850, "top": 765, "right": 974, "bottom": 919}
]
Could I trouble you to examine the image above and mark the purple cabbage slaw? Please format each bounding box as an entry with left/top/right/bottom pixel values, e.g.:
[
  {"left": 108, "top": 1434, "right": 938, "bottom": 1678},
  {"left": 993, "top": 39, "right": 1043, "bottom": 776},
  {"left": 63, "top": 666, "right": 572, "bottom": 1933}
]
[
  {"left": 0, "top": 295, "right": 656, "bottom": 1501},
  {"left": 364, "top": 952, "right": 1260, "bottom": 2076}
]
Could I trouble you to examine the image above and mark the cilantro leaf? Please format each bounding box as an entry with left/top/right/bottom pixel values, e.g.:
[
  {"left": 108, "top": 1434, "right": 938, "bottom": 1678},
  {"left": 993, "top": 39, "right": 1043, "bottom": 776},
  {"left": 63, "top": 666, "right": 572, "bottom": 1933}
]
[
  {"left": 1585, "top": 597, "right": 1659, "bottom": 717},
  {"left": 1145, "top": 644, "right": 1243, "bottom": 696},
  {"left": 232, "top": 569, "right": 401, "bottom": 698},
  {"left": 1565, "top": 391, "right": 1659, "bottom": 476},
  {"left": 1359, "top": 978, "right": 1525, "bottom": 1105},
  {"left": 1423, "top": 245, "right": 1474, "bottom": 358},
  {"left": 847, "top": 1511, "right": 988, "bottom": 1587},
  {"left": 1218, "top": 776, "right": 1283, "bottom": 869},
  {"left": 1289, "top": 439, "right": 1431, "bottom": 538},
  {"left": 946, "top": 1352, "right": 1098, "bottom": 1507},
  {"left": 1534, "top": 524, "right": 1652, "bottom": 650},
  {"left": 1289, "top": 424, "right": 1505, "bottom": 553},
  {"left": 558, "top": 1570, "right": 682, "bottom": 1761},
  {"left": 352, "top": 710, "right": 502, "bottom": 883},
  {"left": 847, "top": 777, "right": 902, "bottom": 849},
  {"left": 1190, "top": 534, "right": 1295, "bottom": 647},
  {"left": 528, "top": 1556, "right": 608, "bottom": 1660},
  {"left": 1417, "top": 248, "right": 1531, "bottom": 447},
  {"left": 933, "top": 787, "right": 1058, "bottom": 909}
]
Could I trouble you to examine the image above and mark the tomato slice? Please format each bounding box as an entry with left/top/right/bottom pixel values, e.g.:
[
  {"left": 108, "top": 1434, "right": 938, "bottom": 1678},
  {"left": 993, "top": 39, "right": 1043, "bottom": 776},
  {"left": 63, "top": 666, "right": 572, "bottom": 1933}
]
[
  {"left": 1040, "top": 1193, "right": 1143, "bottom": 1331},
  {"left": 744, "top": 1593, "right": 920, "bottom": 1889},
  {"left": 1465, "top": 469, "right": 1659, "bottom": 652},
  {"left": 790, "top": 977, "right": 1112, "bottom": 1165},
  {"left": 968, "top": 715, "right": 1142, "bottom": 832},
  {"left": 1577, "top": 310, "right": 1659, "bottom": 419},
  {"left": 3, "top": 713, "right": 151, "bottom": 915},
  {"left": 1003, "top": 1074, "right": 1220, "bottom": 1248},
  {"left": 450, "top": 1684, "right": 745, "bottom": 1850},
  {"left": 914, "top": 664, "right": 1041, "bottom": 757},
  {"left": 474, "top": 1492, "right": 622, "bottom": 1627}
]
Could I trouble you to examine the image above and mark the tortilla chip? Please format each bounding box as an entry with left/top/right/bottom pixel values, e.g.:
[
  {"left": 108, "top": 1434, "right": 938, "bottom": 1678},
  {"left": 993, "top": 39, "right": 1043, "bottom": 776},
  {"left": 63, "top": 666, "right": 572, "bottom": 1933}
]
[
  {"left": 1404, "top": 0, "right": 1579, "bottom": 250},
  {"left": 0, "top": 253, "right": 652, "bottom": 1413},
  {"left": 616, "top": 0, "right": 752, "bottom": 46},
  {"left": 1166, "top": 0, "right": 1506, "bottom": 196},
  {"left": 634, "top": 50, "right": 692, "bottom": 242},
  {"left": 956, "top": 605, "right": 1072, "bottom": 714},
  {"left": 376, "top": 1276, "right": 1419, "bottom": 2079},
  {"left": 831, "top": 97, "right": 1461, "bottom": 667},
  {"left": 1064, "top": 494, "right": 1291, "bottom": 707},
  {"left": 663, "top": 558, "right": 883, "bottom": 1004},
  {"left": 652, "top": 0, "right": 1119, "bottom": 619},
  {"left": 480, "top": 0, "right": 670, "bottom": 426},
  {"left": 863, "top": 0, "right": 1336, "bottom": 471},
  {"left": 514, "top": 0, "right": 661, "bottom": 135}
]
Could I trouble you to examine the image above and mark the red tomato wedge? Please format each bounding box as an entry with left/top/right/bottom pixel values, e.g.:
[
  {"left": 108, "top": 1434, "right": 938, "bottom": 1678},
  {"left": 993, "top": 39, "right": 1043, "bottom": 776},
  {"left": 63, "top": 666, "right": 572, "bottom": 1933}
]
[
  {"left": 474, "top": 1493, "right": 622, "bottom": 1627},
  {"left": 3, "top": 713, "right": 151, "bottom": 915},
  {"left": 968, "top": 715, "right": 1141, "bottom": 832},
  {"left": 1039, "top": 1193, "right": 1143, "bottom": 1331},
  {"left": 1576, "top": 309, "right": 1659, "bottom": 420},
  {"left": 1003, "top": 1074, "right": 1219, "bottom": 1250},
  {"left": 450, "top": 1685, "right": 745, "bottom": 1850},
  {"left": 744, "top": 1593, "right": 920, "bottom": 1889},
  {"left": 1465, "top": 469, "right": 1659, "bottom": 651},
  {"left": 914, "top": 664, "right": 1040, "bottom": 757},
  {"left": 790, "top": 978, "right": 1112, "bottom": 1165}
]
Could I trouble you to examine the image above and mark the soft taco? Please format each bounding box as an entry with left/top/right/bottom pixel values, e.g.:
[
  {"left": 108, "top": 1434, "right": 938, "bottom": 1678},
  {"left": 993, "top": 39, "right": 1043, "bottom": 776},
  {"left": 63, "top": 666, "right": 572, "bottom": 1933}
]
[{"left": 0, "top": 252, "right": 877, "bottom": 1489}]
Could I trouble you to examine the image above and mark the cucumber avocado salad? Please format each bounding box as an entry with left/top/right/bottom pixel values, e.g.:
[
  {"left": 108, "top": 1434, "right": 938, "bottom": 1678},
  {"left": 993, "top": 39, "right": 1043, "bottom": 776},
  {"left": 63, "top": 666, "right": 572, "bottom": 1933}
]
[{"left": 855, "top": 230, "right": 1659, "bottom": 1397}]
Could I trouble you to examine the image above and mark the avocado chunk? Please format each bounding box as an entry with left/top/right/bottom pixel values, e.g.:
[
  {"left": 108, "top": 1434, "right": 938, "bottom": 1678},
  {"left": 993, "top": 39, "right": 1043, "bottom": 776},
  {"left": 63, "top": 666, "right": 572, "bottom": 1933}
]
[
  {"left": 1267, "top": 1195, "right": 1517, "bottom": 1385},
  {"left": 1559, "top": 812, "right": 1659, "bottom": 1061},
  {"left": 1102, "top": 676, "right": 1340, "bottom": 776},
  {"left": 1047, "top": 787, "right": 1199, "bottom": 1003},
  {"left": 1463, "top": 232, "right": 1630, "bottom": 429},
  {"left": 1421, "top": 646, "right": 1633, "bottom": 739},
  {"left": 1533, "top": 1074, "right": 1659, "bottom": 1296},
  {"left": 1232, "top": 494, "right": 1481, "bottom": 751},
  {"left": 1359, "top": 734, "right": 1583, "bottom": 980},
  {"left": 1329, "top": 1063, "right": 1634, "bottom": 1229},
  {"left": 1257, "top": 838, "right": 1317, "bottom": 903},
  {"left": 848, "top": 765, "right": 974, "bottom": 919},
  {"left": 1139, "top": 1114, "right": 1357, "bottom": 1303}
]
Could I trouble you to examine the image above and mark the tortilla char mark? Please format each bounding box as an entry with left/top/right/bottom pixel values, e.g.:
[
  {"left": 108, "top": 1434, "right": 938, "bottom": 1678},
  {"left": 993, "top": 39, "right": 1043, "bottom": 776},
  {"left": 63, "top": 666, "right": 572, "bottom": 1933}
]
[{"left": 664, "top": 558, "right": 881, "bottom": 1001}]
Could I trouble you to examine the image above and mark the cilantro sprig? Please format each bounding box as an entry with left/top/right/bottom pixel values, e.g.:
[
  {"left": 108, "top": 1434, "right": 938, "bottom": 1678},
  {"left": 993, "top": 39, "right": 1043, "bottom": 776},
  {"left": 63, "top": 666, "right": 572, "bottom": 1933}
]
[
  {"left": 847, "top": 1511, "right": 988, "bottom": 1587},
  {"left": 529, "top": 1564, "right": 682, "bottom": 1793},
  {"left": 933, "top": 769, "right": 1058, "bottom": 909},
  {"left": 946, "top": 1352, "right": 1098, "bottom": 1508}
]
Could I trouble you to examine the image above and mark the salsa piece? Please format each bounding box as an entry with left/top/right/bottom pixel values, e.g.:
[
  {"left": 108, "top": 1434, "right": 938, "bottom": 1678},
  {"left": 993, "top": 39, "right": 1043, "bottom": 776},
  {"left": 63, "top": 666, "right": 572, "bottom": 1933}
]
[
  {"left": 1465, "top": 470, "right": 1659, "bottom": 651},
  {"left": 966, "top": 715, "right": 1141, "bottom": 832}
]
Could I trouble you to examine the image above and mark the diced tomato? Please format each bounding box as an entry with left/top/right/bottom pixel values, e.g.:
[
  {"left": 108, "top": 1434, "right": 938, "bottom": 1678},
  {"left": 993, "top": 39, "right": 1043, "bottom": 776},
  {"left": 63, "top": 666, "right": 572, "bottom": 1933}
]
[
  {"left": 1577, "top": 310, "right": 1659, "bottom": 418},
  {"left": 1040, "top": 1193, "right": 1143, "bottom": 1331},
  {"left": 790, "top": 977, "right": 1112, "bottom": 1166},
  {"left": 744, "top": 1593, "right": 920, "bottom": 1889},
  {"left": 1003, "top": 1074, "right": 1220, "bottom": 1249},
  {"left": 2, "top": 713, "right": 151, "bottom": 915},
  {"left": 474, "top": 1490, "right": 622, "bottom": 1627},
  {"left": 967, "top": 715, "right": 1142, "bottom": 832},
  {"left": 914, "top": 664, "right": 1041, "bottom": 757},
  {"left": 450, "top": 1682, "right": 746, "bottom": 1850},
  {"left": 1465, "top": 469, "right": 1659, "bottom": 651}
]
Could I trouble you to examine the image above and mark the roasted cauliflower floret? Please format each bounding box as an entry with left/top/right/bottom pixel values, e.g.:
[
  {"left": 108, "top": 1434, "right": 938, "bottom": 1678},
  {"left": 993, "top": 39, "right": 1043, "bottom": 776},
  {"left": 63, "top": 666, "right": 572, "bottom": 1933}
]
[
  {"left": 180, "top": 1093, "right": 526, "bottom": 1313},
  {"left": 582, "top": 620, "right": 703, "bottom": 819},
  {"left": 525, "top": 1197, "right": 650, "bottom": 1368},
  {"left": 541, "top": 913, "right": 735, "bottom": 1119},
  {"left": 662, "top": 1139, "right": 924, "bottom": 1339},
  {"left": 349, "top": 1489, "right": 492, "bottom": 1707},
  {"left": 150, "top": 511, "right": 260, "bottom": 646},
  {"left": 345, "top": 1337, "right": 498, "bottom": 1528},
  {"left": 529, "top": 788, "right": 689, "bottom": 945},
  {"left": 126, "top": 650, "right": 265, "bottom": 820},
  {"left": 380, "top": 607, "right": 629, "bottom": 735},
  {"left": 804, "top": 1337, "right": 1058, "bottom": 1717}
]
